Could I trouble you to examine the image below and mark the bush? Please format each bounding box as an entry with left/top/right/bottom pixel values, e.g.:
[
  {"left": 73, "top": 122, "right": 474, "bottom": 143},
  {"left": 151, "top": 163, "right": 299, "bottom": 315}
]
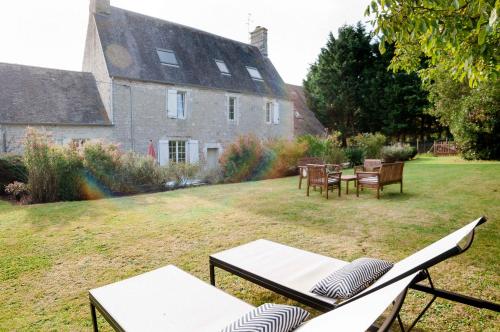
[
  {"left": 380, "top": 144, "right": 416, "bottom": 162},
  {"left": 23, "top": 128, "right": 84, "bottom": 203},
  {"left": 220, "top": 136, "right": 309, "bottom": 182},
  {"left": 199, "top": 167, "right": 223, "bottom": 185},
  {"left": 322, "top": 133, "right": 346, "bottom": 164},
  {"left": 4, "top": 181, "right": 29, "bottom": 201},
  {"left": 298, "top": 134, "right": 325, "bottom": 158},
  {"left": 23, "top": 129, "right": 60, "bottom": 203},
  {"left": 298, "top": 132, "right": 345, "bottom": 164},
  {"left": 82, "top": 141, "right": 122, "bottom": 192},
  {"left": 219, "top": 136, "right": 265, "bottom": 183},
  {"left": 0, "top": 154, "right": 27, "bottom": 194},
  {"left": 120, "top": 152, "right": 167, "bottom": 192},
  {"left": 344, "top": 147, "right": 365, "bottom": 166},
  {"left": 348, "top": 133, "right": 386, "bottom": 158},
  {"left": 55, "top": 146, "right": 84, "bottom": 201},
  {"left": 164, "top": 162, "right": 200, "bottom": 187},
  {"left": 265, "top": 139, "right": 308, "bottom": 178},
  {"left": 83, "top": 141, "right": 167, "bottom": 194}
]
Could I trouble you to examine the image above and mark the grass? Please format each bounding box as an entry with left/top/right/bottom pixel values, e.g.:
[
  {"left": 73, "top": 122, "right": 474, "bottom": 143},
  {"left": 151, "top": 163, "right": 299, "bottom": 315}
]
[{"left": 0, "top": 155, "right": 499, "bottom": 331}]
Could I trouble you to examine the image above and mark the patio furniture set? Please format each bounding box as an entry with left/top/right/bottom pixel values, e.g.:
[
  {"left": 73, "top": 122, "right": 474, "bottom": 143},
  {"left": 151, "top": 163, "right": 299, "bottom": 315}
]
[
  {"left": 89, "top": 217, "right": 499, "bottom": 331},
  {"left": 299, "top": 158, "right": 404, "bottom": 199}
]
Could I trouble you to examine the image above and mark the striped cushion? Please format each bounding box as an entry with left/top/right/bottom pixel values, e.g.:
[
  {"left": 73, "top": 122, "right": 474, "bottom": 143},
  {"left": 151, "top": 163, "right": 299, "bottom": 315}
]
[
  {"left": 221, "top": 303, "right": 309, "bottom": 332},
  {"left": 310, "top": 258, "right": 393, "bottom": 299},
  {"left": 358, "top": 176, "right": 379, "bottom": 184},
  {"left": 328, "top": 178, "right": 339, "bottom": 184}
]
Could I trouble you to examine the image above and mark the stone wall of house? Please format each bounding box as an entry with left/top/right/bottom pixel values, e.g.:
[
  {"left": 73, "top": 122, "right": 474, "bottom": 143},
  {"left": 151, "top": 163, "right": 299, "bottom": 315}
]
[
  {"left": 111, "top": 79, "right": 294, "bottom": 164},
  {"left": 82, "top": 14, "right": 113, "bottom": 121},
  {"left": 0, "top": 124, "right": 112, "bottom": 153}
]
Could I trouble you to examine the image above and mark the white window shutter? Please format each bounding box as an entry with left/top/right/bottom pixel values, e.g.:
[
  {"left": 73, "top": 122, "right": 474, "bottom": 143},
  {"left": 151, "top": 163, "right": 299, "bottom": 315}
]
[
  {"left": 167, "top": 89, "right": 178, "bottom": 118},
  {"left": 273, "top": 101, "right": 280, "bottom": 124},
  {"left": 188, "top": 140, "right": 199, "bottom": 164},
  {"left": 158, "top": 140, "right": 169, "bottom": 166}
]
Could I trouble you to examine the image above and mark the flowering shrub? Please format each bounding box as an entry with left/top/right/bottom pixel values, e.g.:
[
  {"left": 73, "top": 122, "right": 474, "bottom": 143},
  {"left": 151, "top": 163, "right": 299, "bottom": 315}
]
[
  {"left": 0, "top": 154, "right": 27, "bottom": 193},
  {"left": 219, "top": 135, "right": 265, "bottom": 183},
  {"left": 4, "top": 181, "right": 29, "bottom": 201},
  {"left": 265, "top": 139, "right": 308, "bottom": 178},
  {"left": 381, "top": 144, "right": 417, "bottom": 162},
  {"left": 220, "top": 136, "right": 308, "bottom": 182}
]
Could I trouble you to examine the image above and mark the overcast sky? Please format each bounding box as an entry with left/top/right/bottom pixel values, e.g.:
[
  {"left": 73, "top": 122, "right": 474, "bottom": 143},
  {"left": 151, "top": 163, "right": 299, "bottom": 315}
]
[{"left": 0, "top": 0, "right": 371, "bottom": 85}]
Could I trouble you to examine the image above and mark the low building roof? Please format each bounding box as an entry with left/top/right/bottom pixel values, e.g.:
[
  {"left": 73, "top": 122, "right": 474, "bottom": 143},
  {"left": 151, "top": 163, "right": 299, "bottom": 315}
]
[
  {"left": 94, "top": 7, "right": 288, "bottom": 99},
  {"left": 286, "top": 84, "right": 325, "bottom": 137},
  {"left": 0, "top": 63, "right": 110, "bottom": 126}
]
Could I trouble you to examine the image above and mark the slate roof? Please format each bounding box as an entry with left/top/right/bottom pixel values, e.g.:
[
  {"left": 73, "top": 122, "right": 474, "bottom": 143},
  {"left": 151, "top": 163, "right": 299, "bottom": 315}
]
[
  {"left": 94, "top": 7, "right": 288, "bottom": 99},
  {"left": 0, "top": 63, "right": 110, "bottom": 126},
  {"left": 286, "top": 84, "right": 325, "bottom": 137}
]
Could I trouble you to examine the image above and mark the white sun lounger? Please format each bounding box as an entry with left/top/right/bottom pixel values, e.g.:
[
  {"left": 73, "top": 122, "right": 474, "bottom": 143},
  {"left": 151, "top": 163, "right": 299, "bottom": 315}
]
[
  {"left": 210, "top": 217, "right": 499, "bottom": 330},
  {"left": 89, "top": 265, "right": 419, "bottom": 332}
]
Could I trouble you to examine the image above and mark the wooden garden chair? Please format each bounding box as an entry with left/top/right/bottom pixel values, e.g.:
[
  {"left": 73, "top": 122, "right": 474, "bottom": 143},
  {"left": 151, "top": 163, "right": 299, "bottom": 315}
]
[
  {"left": 297, "top": 157, "right": 324, "bottom": 189},
  {"left": 354, "top": 159, "right": 382, "bottom": 174},
  {"left": 356, "top": 162, "right": 404, "bottom": 199},
  {"left": 306, "top": 164, "right": 341, "bottom": 199}
]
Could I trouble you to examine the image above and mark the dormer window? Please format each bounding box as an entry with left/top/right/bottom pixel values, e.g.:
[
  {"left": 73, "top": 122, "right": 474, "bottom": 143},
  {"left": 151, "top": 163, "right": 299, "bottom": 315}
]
[
  {"left": 157, "top": 49, "right": 179, "bottom": 67},
  {"left": 215, "top": 60, "right": 231, "bottom": 76},
  {"left": 246, "top": 66, "right": 263, "bottom": 81}
]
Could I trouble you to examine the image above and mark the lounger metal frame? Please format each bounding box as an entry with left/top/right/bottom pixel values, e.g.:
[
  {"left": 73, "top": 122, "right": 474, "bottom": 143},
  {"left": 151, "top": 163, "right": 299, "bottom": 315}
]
[
  {"left": 210, "top": 216, "right": 499, "bottom": 331},
  {"left": 89, "top": 292, "right": 124, "bottom": 332}
]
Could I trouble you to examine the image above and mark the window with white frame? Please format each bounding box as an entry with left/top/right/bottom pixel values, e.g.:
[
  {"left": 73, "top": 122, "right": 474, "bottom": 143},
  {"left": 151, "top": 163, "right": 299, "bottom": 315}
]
[
  {"left": 169, "top": 140, "right": 186, "bottom": 163},
  {"left": 177, "top": 91, "right": 186, "bottom": 119},
  {"left": 246, "top": 66, "right": 263, "bottom": 81},
  {"left": 215, "top": 59, "right": 231, "bottom": 75},
  {"left": 265, "top": 101, "right": 273, "bottom": 123},
  {"left": 157, "top": 49, "right": 179, "bottom": 67},
  {"left": 167, "top": 89, "right": 187, "bottom": 119},
  {"left": 228, "top": 96, "right": 236, "bottom": 121}
]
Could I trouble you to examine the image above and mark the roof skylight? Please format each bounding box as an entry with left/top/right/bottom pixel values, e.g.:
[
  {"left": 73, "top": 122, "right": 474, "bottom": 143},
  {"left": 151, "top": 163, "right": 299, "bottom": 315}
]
[
  {"left": 246, "top": 66, "right": 263, "bottom": 81},
  {"left": 215, "top": 60, "right": 231, "bottom": 75},
  {"left": 157, "top": 49, "right": 179, "bottom": 67}
]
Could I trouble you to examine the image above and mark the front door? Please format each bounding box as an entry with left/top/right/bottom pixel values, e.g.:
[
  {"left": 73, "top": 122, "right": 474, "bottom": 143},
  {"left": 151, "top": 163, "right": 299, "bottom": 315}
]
[{"left": 206, "top": 148, "right": 219, "bottom": 169}]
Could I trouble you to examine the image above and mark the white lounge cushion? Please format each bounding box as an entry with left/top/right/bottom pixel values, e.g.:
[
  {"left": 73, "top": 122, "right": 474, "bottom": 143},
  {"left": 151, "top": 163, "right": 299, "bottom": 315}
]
[
  {"left": 311, "top": 258, "right": 393, "bottom": 299},
  {"left": 211, "top": 240, "right": 348, "bottom": 305},
  {"left": 89, "top": 265, "right": 254, "bottom": 332},
  {"left": 221, "top": 303, "right": 309, "bottom": 332}
]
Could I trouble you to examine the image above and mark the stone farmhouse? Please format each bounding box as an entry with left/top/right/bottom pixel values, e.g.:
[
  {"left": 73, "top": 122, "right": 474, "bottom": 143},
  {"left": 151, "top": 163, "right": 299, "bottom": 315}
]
[{"left": 0, "top": 0, "right": 322, "bottom": 168}]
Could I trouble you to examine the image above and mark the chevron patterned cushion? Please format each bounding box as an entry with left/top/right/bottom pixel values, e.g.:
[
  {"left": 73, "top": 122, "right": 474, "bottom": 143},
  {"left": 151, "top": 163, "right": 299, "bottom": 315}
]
[
  {"left": 310, "top": 257, "right": 393, "bottom": 299},
  {"left": 220, "top": 303, "right": 309, "bottom": 332}
]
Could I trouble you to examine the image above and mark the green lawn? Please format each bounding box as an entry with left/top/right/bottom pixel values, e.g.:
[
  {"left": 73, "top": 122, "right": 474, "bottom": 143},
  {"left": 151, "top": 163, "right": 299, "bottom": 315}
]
[{"left": 0, "top": 156, "right": 499, "bottom": 331}]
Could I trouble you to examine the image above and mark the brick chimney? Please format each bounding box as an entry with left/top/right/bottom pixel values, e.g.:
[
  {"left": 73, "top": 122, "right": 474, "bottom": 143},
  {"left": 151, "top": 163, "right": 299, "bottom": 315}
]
[
  {"left": 250, "top": 26, "right": 268, "bottom": 57},
  {"left": 90, "top": 0, "right": 110, "bottom": 15}
]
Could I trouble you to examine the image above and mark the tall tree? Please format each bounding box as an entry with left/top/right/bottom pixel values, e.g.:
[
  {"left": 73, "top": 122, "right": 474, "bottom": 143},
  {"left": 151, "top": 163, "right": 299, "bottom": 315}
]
[
  {"left": 304, "top": 23, "right": 436, "bottom": 143},
  {"left": 426, "top": 69, "right": 500, "bottom": 159},
  {"left": 368, "top": 0, "right": 499, "bottom": 87},
  {"left": 304, "top": 23, "right": 374, "bottom": 144}
]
